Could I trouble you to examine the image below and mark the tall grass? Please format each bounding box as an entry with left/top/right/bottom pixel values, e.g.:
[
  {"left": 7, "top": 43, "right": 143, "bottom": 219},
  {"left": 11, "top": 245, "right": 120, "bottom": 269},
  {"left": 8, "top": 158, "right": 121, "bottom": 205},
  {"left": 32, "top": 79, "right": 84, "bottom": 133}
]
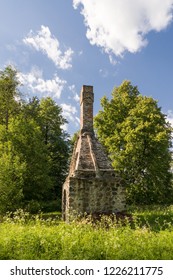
[{"left": 0, "top": 207, "right": 173, "bottom": 260}]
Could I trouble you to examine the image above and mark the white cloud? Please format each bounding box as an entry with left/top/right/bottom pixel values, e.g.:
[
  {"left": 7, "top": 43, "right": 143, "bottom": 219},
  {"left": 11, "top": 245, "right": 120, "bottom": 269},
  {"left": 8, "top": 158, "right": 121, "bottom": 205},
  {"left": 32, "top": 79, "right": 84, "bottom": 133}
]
[
  {"left": 60, "top": 87, "right": 80, "bottom": 129},
  {"left": 109, "top": 55, "right": 117, "bottom": 65},
  {"left": 61, "top": 103, "right": 79, "bottom": 127},
  {"left": 18, "top": 67, "right": 66, "bottom": 99},
  {"left": 61, "top": 123, "right": 69, "bottom": 132},
  {"left": 73, "top": 0, "right": 173, "bottom": 59},
  {"left": 23, "top": 25, "right": 74, "bottom": 69},
  {"left": 167, "top": 110, "right": 173, "bottom": 128},
  {"left": 69, "top": 84, "right": 80, "bottom": 102},
  {"left": 75, "top": 117, "right": 80, "bottom": 124},
  {"left": 61, "top": 103, "right": 77, "bottom": 115}
]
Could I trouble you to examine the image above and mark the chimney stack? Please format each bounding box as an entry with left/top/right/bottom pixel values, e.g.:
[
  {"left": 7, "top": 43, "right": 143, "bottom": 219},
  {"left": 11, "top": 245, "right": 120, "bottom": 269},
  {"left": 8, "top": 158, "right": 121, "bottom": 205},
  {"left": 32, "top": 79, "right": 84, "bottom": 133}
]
[{"left": 80, "top": 85, "right": 94, "bottom": 133}]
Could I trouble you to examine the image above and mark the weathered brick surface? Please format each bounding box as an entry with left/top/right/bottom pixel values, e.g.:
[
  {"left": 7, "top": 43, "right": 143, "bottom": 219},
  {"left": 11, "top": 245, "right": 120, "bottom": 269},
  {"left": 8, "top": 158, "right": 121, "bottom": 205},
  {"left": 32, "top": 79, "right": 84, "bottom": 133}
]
[
  {"left": 62, "top": 85, "right": 126, "bottom": 220},
  {"left": 80, "top": 86, "right": 94, "bottom": 133}
]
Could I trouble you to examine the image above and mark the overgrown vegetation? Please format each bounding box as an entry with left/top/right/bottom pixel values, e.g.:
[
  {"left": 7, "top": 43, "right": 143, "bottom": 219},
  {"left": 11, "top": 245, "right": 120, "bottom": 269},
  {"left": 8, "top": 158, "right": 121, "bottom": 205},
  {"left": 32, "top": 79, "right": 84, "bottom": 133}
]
[{"left": 0, "top": 206, "right": 173, "bottom": 260}]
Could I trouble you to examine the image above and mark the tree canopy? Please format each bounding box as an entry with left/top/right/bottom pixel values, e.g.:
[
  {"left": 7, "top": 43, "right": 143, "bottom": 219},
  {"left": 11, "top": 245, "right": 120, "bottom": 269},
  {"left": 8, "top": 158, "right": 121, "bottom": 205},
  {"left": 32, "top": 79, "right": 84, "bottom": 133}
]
[
  {"left": 0, "top": 66, "right": 22, "bottom": 130},
  {"left": 0, "top": 66, "right": 70, "bottom": 213},
  {"left": 94, "top": 81, "right": 173, "bottom": 204}
]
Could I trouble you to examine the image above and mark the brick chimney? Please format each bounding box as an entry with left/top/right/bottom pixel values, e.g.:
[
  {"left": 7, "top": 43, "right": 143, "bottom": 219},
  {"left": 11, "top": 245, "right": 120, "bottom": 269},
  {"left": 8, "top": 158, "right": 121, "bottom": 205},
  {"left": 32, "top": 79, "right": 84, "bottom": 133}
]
[{"left": 80, "top": 85, "right": 94, "bottom": 133}]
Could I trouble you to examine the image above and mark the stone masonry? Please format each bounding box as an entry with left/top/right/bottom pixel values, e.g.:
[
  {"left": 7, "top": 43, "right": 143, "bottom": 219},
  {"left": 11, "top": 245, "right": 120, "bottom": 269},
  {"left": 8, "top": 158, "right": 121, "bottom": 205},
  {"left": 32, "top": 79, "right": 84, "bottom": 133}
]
[{"left": 62, "top": 85, "right": 126, "bottom": 220}]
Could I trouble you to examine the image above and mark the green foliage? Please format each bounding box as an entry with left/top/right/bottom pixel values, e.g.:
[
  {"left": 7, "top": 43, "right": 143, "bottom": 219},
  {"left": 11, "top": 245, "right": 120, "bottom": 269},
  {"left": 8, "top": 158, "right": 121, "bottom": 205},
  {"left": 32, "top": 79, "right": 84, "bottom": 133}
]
[
  {"left": 0, "top": 135, "right": 25, "bottom": 213},
  {"left": 0, "top": 66, "right": 70, "bottom": 214},
  {"left": 94, "top": 81, "right": 173, "bottom": 204},
  {"left": 0, "top": 66, "right": 22, "bottom": 130},
  {"left": 71, "top": 130, "right": 80, "bottom": 146},
  {"left": 0, "top": 206, "right": 173, "bottom": 260},
  {"left": 8, "top": 117, "right": 53, "bottom": 203},
  {"left": 23, "top": 97, "right": 71, "bottom": 203},
  {"left": 68, "top": 130, "right": 80, "bottom": 164}
]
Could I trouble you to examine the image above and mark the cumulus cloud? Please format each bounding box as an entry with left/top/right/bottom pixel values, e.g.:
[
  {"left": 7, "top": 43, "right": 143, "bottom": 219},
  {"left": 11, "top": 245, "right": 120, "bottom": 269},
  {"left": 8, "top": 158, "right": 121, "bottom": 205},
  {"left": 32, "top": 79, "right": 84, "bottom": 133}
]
[
  {"left": 69, "top": 84, "right": 80, "bottom": 102},
  {"left": 61, "top": 103, "right": 77, "bottom": 115},
  {"left": 18, "top": 67, "right": 66, "bottom": 99},
  {"left": 23, "top": 25, "right": 73, "bottom": 69},
  {"left": 73, "top": 0, "right": 173, "bottom": 59},
  {"left": 61, "top": 103, "right": 80, "bottom": 127}
]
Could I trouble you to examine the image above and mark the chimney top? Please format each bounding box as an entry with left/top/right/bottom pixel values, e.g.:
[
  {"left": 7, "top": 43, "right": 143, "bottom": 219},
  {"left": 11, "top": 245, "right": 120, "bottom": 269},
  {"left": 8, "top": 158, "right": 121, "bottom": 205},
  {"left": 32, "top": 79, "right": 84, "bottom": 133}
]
[{"left": 80, "top": 85, "right": 94, "bottom": 133}]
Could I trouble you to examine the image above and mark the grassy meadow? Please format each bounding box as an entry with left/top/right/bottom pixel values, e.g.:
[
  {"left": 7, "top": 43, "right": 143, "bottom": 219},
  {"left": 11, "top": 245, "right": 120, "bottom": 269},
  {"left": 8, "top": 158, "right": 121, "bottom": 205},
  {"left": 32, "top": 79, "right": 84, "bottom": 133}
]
[{"left": 0, "top": 206, "right": 173, "bottom": 260}]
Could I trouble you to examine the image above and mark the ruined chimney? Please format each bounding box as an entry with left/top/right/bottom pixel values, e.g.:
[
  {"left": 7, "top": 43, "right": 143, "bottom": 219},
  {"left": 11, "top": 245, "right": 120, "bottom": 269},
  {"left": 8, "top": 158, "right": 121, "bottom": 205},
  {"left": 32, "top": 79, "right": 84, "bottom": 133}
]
[
  {"left": 62, "top": 85, "right": 126, "bottom": 220},
  {"left": 80, "top": 85, "right": 94, "bottom": 133}
]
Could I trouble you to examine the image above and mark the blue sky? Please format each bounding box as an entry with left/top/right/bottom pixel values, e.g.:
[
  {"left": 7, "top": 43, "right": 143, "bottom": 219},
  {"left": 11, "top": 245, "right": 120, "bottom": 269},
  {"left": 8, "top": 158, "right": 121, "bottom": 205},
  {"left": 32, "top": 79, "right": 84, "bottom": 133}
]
[{"left": 0, "top": 0, "right": 173, "bottom": 134}]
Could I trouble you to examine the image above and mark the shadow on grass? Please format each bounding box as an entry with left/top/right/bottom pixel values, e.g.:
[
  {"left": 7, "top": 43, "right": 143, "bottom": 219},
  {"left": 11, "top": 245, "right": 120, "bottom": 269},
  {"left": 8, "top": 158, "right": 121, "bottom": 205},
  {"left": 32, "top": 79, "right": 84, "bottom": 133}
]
[{"left": 129, "top": 205, "right": 173, "bottom": 232}]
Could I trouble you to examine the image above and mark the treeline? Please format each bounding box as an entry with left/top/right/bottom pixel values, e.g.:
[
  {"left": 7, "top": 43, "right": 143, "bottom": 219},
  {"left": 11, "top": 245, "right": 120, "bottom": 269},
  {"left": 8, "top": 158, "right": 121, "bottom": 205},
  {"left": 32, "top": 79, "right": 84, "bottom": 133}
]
[{"left": 0, "top": 66, "right": 70, "bottom": 213}]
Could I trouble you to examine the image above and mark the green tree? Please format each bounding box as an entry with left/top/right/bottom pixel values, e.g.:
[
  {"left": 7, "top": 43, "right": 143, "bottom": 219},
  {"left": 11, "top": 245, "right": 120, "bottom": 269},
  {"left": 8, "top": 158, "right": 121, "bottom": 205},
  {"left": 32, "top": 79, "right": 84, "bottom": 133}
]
[
  {"left": 39, "top": 98, "right": 70, "bottom": 204},
  {"left": 0, "top": 66, "right": 22, "bottom": 130},
  {"left": 21, "top": 97, "right": 70, "bottom": 210},
  {"left": 9, "top": 117, "right": 53, "bottom": 203},
  {"left": 94, "top": 81, "right": 173, "bottom": 204},
  {"left": 0, "top": 66, "right": 70, "bottom": 213},
  {"left": 0, "top": 125, "right": 25, "bottom": 213}
]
